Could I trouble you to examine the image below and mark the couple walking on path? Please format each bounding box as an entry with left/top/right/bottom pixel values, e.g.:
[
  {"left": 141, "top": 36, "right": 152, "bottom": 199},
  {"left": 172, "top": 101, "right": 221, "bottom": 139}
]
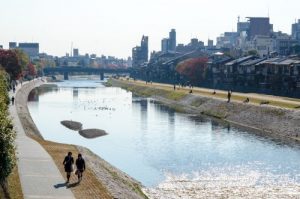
[{"left": 63, "top": 152, "right": 86, "bottom": 184}]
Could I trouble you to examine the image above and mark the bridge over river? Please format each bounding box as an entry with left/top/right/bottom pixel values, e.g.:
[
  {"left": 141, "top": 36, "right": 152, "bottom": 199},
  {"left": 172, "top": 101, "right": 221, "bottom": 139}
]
[{"left": 43, "top": 66, "right": 130, "bottom": 80}]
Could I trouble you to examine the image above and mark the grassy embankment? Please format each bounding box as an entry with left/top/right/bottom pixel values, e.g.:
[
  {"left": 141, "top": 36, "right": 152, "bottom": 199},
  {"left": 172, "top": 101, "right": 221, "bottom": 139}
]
[
  {"left": 113, "top": 78, "right": 300, "bottom": 109},
  {"left": 108, "top": 78, "right": 300, "bottom": 124},
  {"left": 107, "top": 79, "right": 188, "bottom": 113}
]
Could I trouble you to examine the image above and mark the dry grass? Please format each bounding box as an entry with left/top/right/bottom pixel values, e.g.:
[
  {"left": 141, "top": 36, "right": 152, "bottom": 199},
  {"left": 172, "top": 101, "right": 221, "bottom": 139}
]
[
  {"left": 34, "top": 138, "right": 113, "bottom": 199},
  {"left": 119, "top": 79, "right": 300, "bottom": 109},
  {"left": 0, "top": 166, "right": 23, "bottom": 199},
  {"left": 7, "top": 166, "right": 23, "bottom": 199}
]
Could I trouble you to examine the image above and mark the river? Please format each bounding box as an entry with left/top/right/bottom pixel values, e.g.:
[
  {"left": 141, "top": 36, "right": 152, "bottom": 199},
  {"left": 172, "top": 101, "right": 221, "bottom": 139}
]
[{"left": 27, "top": 78, "right": 300, "bottom": 197}]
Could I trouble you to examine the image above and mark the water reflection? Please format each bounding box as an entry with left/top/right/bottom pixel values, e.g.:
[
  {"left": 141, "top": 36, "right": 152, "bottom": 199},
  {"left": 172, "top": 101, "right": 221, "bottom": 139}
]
[
  {"left": 73, "top": 88, "right": 79, "bottom": 100},
  {"left": 28, "top": 88, "right": 39, "bottom": 102},
  {"left": 28, "top": 80, "right": 300, "bottom": 189}
]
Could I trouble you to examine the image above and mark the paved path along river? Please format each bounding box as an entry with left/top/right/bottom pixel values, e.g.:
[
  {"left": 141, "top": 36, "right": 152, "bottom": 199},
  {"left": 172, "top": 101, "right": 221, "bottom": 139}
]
[{"left": 9, "top": 80, "right": 75, "bottom": 199}]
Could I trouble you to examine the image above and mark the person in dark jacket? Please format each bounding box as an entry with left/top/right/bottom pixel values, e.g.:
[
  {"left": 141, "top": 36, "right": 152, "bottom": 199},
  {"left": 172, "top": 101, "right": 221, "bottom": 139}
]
[
  {"left": 227, "top": 90, "right": 232, "bottom": 103},
  {"left": 11, "top": 96, "right": 15, "bottom": 105},
  {"left": 63, "top": 152, "right": 74, "bottom": 183},
  {"left": 75, "top": 154, "right": 85, "bottom": 183}
]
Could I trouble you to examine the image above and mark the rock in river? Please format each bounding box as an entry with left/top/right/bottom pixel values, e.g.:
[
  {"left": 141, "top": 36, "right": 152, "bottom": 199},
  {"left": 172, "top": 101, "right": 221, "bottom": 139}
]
[
  {"left": 61, "top": 120, "right": 83, "bottom": 131},
  {"left": 79, "top": 129, "right": 108, "bottom": 139}
]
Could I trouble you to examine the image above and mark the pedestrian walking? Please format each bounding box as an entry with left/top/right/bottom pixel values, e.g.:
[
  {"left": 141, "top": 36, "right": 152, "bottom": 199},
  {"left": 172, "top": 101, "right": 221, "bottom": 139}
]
[
  {"left": 12, "top": 86, "right": 16, "bottom": 93},
  {"left": 75, "top": 154, "right": 86, "bottom": 183},
  {"left": 63, "top": 152, "right": 74, "bottom": 184},
  {"left": 227, "top": 90, "right": 232, "bottom": 103},
  {"left": 11, "top": 96, "right": 15, "bottom": 105}
]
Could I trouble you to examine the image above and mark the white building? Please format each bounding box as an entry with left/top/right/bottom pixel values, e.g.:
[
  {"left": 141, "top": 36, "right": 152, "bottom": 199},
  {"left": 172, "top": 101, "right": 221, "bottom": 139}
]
[{"left": 251, "top": 35, "right": 274, "bottom": 57}]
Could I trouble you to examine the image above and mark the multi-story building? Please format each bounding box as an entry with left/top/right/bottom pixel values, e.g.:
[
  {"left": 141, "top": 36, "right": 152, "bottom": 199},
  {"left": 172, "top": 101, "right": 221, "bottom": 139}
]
[
  {"left": 161, "top": 38, "right": 169, "bottom": 53},
  {"left": 73, "top": 48, "right": 79, "bottom": 57},
  {"left": 160, "top": 29, "right": 177, "bottom": 53},
  {"left": 168, "top": 29, "right": 176, "bottom": 52},
  {"left": 237, "top": 17, "right": 250, "bottom": 34},
  {"left": 292, "top": 19, "right": 300, "bottom": 41},
  {"left": 140, "top": 35, "right": 149, "bottom": 62},
  {"left": 207, "top": 39, "right": 214, "bottom": 48},
  {"left": 8, "top": 42, "right": 40, "bottom": 58},
  {"left": 217, "top": 32, "right": 239, "bottom": 49},
  {"left": 250, "top": 35, "right": 274, "bottom": 57},
  {"left": 247, "top": 17, "right": 273, "bottom": 40},
  {"left": 127, "top": 57, "right": 132, "bottom": 67},
  {"left": 176, "top": 38, "right": 204, "bottom": 53},
  {"left": 18, "top": 43, "right": 39, "bottom": 58},
  {"left": 132, "top": 35, "right": 149, "bottom": 67},
  {"left": 9, "top": 42, "right": 17, "bottom": 49},
  {"left": 272, "top": 32, "right": 299, "bottom": 56}
]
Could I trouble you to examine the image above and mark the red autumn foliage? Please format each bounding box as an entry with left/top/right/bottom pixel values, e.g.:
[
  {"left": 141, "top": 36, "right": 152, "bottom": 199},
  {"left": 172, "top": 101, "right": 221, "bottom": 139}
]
[
  {"left": 176, "top": 57, "right": 209, "bottom": 83},
  {"left": 0, "top": 50, "right": 22, "bottom": 79},
  {"left": 27, "top": 63, "right": 37, "bottom": 76}
]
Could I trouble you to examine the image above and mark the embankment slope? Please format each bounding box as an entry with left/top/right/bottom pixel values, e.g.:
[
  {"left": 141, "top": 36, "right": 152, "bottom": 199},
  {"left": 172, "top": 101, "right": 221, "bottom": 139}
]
[{"left": 110, "top": 79, "right": 300, "bottom": 141}]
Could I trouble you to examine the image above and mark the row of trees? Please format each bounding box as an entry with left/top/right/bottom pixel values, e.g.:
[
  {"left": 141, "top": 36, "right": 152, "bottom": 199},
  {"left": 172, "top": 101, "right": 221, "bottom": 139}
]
[
  {"left": 0, "top": 71, "right": 16, "bottom": 198},
  {"left": 0, "top": 49, "right": 41, "bottom": 197},
  {"left": 175, "top": 57, "right": 209, "bottom": 85},
  {"left": 131, "top": 56, "right": 209, "bottom": 86},
  {"left": 0, "top": 49, "right": 38, "bottom": 82}
]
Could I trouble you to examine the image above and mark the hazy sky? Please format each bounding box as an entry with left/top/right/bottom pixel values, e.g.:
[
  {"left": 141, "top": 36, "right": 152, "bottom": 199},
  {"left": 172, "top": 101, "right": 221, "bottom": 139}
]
[{"left": 1, "top": 0, "right": 299, "bottom": 58}]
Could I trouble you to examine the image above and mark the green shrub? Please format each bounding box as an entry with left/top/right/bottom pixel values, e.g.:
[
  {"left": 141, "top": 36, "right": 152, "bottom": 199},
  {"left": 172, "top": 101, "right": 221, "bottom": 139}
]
[{"left": 0, "top": 71, "right": 16, "bottom": 196}]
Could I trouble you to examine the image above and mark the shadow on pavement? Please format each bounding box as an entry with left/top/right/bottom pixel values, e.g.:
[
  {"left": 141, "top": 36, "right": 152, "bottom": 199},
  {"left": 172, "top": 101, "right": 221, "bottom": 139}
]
[
  {"left": 54, "top": 182, "right": 67, "bottom": 189},
  {"left": 67, "top": 182, "right": 79, "bottom": 188}
]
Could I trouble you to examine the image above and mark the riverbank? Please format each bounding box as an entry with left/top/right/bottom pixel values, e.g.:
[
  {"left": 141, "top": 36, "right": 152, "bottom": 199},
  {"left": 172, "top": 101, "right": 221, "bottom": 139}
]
[
  {"left": 15, "top": 79, "right": 148, "bottom": 199},
  {"left": 109, "top": 78, "right": 300, "bottom": 142}
]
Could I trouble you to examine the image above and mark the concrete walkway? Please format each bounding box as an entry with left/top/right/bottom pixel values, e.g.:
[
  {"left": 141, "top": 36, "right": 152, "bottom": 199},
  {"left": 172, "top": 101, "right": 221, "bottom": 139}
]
[{"left": 9, "top": 80, "right": 75, "bottom": 199}]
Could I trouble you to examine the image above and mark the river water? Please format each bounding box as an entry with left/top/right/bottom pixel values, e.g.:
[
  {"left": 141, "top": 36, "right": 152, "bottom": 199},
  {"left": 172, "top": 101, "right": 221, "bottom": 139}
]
[{"left": 28, "top": 79, "right": 300, "bottom": 197}]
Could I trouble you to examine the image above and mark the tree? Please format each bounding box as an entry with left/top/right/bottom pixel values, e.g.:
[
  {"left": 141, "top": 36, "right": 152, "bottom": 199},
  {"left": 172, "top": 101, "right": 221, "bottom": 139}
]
[
  {"left": 247, "top": 50, "right": 259, "bottom": 56},
  {"left": 0, "top": 50, "right": 22, "bottom": 80},
  {"left": 176, "top": 57, "right": 209, "bottom": 84},
  {"left": 27, "top": 63, "right": 37, "bottom": 77},
  {"left": 12, "top": 49, "right": 29, "bottom": 70}
]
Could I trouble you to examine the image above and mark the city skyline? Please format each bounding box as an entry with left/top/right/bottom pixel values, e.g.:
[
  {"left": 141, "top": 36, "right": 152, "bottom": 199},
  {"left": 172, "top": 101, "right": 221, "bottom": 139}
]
[{"left": 1, "top": 0, "right": 300, "bottom": 58}]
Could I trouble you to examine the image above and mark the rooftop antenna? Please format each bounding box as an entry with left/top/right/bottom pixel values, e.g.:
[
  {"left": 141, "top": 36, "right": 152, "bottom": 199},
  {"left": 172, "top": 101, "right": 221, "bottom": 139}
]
[
  {"left": 267, "top": 5, "right": 270, "bottom": 18},
  {"left": 238, "top": 15, "right": 240, "bottom": 23}
]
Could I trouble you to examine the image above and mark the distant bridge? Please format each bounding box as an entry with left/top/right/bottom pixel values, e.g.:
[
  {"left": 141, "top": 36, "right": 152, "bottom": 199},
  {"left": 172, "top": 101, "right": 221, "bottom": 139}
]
[{"left": 43, "top": 66, "right": 130, "bottom": 80}]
